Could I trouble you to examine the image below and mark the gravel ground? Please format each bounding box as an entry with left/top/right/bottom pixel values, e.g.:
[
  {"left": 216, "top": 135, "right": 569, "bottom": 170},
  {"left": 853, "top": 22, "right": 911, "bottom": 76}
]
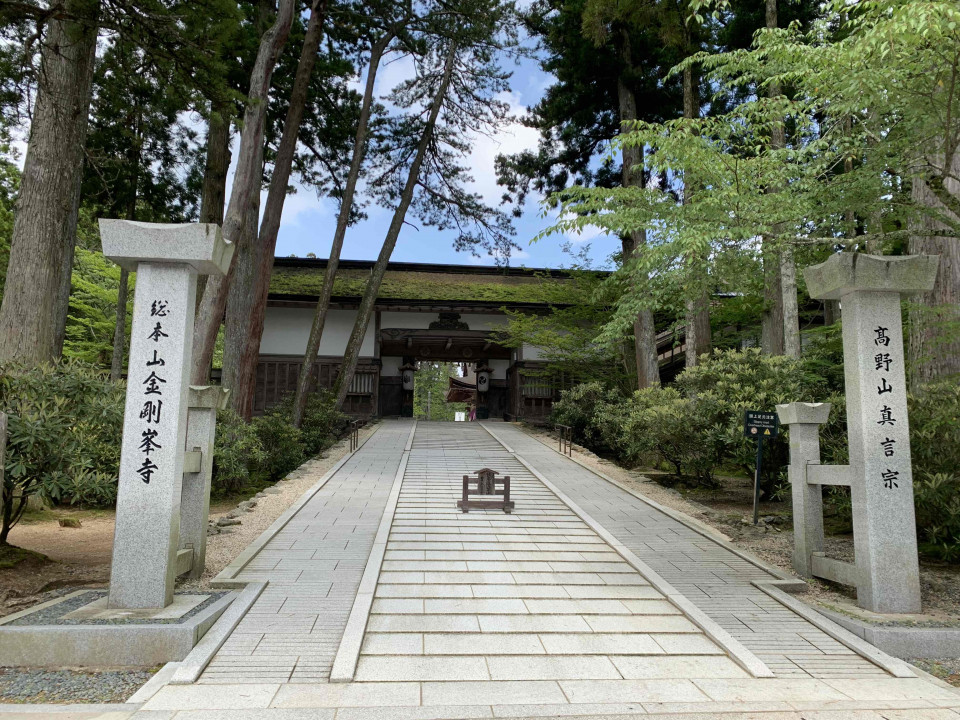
[
  {"left": 911, "top": 658, "right": 960, "bottom": 687},
  {"left": 0, "top": 666, "right": 156, "bottom": 703},
  {"left": 5, "top": 590, "right": 228, "bottom": 626}
]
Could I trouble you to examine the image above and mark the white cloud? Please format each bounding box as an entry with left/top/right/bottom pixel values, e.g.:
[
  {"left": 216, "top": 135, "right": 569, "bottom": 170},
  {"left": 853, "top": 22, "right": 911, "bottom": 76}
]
[{"left": 467, "top": 90, "right": 540, "bottom": 207}]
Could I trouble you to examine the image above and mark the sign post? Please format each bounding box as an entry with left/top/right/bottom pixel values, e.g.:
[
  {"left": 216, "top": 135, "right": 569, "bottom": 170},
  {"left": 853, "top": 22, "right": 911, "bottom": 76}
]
[
  {"left": 100, "top": 220, "right": 233, "bottom": 609},
  {"left": 744, "top": 410, "right": 779, "bottom": 525}
]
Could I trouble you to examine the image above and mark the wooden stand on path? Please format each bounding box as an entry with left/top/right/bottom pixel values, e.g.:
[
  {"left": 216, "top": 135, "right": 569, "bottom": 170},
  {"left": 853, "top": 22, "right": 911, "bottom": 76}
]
[{"left": 457, "top": 467, "right": 514, "bottom": 513}]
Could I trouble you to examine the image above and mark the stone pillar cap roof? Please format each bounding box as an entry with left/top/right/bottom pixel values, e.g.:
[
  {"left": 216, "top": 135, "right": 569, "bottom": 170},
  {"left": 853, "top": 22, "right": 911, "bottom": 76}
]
[
  {"left": 99, "top": 220, "right": 234, "bottom": 276},
  {"left": 803, "top": 252, "right": 938, "bottom": 300}
]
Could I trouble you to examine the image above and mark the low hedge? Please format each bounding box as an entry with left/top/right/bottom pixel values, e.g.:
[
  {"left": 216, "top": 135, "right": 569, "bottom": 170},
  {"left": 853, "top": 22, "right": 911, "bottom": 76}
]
[
  {"left": 0, "top": 360, "right": 347, "bottom": 541},
  {"left": 552, "top": 348, "right": 960, "bottom": 562}
]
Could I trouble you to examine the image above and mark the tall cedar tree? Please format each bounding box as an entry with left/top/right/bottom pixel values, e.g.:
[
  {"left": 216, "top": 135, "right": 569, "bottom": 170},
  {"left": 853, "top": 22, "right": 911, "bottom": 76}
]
[
  {"left": 223, "top": 0, "right": 361, "bottom": 419},
  {"left": 500, "top": 0, "right": 682, "bottom": 388},
  {"left": 190, "top": 0, "right": 296, "bottom": 384},
  {"left": 0, "top": 0, "right": 240, "bottom": 364}
]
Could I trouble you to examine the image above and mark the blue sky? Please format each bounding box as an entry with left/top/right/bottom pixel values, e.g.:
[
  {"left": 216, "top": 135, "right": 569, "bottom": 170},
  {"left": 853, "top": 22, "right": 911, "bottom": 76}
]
[{"left": 270, "top": 41, "right": 622, "bottom": 271}]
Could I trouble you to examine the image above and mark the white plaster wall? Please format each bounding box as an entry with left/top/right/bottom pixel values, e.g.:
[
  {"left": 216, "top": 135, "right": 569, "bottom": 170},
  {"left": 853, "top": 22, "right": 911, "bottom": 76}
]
[
  {"left": 381, "top": 355, "right": 403, "bottom": 376},
  {"left": 490, "top": 359, "right": 509, "bottom": 379},
  {"left": 522, "top": 343, "right": 545, "bottom": 360},
  {"left": 260, "top": 307, "right": 374, "bottom": 356},
  {"left": 380, "top": 311, "right": 509, "bottom": 330}
]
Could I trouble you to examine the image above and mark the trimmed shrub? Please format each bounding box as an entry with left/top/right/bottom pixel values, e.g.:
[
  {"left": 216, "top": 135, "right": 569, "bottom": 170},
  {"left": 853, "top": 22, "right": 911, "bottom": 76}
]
[
  {"left": 0, "top": 361, "right": 124, "bottom": 542},
  {"left": 269, "top": 390, "right": 348, "bottom": 457},
  {"left": 252, "top": 411, "right": 305, "bottom": 482},
  {"left": 213, "top": 408, "right": 267, "bottom": 495},
  {"left": 909, "top": 380, "right": 960, "bottom": 562},
  {"left": 619, "top": 386, "right": 725, "bottom": 485},
  {"left": 550, "top": 382, "right": 622, "bottom": 454}
]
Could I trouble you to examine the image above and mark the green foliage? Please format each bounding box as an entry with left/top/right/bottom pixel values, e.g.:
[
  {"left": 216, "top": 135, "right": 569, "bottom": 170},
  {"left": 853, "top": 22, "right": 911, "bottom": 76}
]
[
  {"left": 556, "top": 350, "right": 960, "bottom": 562},
  {"left": 909, "top": 380, "right": 960, "bottom": 561},
  {"left": 268, "top": 391, "right": 348, "bottom": 457},
  {"left": 64, "top": 246, "right": 134, "bottom": 365},
  {"left": 0, "top": 361, "right": 124, "bottom": 542},
  {"left": 618, "top": 386, "right": 725, "bottom": 485},
  {"left": 0, "top": 147, "right": 18, "bottom": 303},
  {"left": 413, "top": 362, "right": 467, "bottom": 422},
  {"left": 212, "top": 408, "right": 267, "bottom": 495},
  {"left": 252, "top": 411, "right": 305, "bottom": 483},
  {"left": 550, "top": 381, "right": 623, "bottom": 453}
]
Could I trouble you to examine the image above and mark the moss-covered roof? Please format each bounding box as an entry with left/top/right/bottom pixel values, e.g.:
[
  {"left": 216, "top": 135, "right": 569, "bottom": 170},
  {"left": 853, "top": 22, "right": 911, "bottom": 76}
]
[{"left": 269, "top": 261, "right": 583, "bottom": 305}]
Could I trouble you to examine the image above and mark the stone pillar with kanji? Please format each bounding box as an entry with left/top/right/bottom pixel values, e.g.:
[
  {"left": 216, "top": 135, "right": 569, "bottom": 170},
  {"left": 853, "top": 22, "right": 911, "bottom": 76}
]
[
  {"left": 100, "top": 220, "right": 233, "bottom": 609},
  {"left": 804, "top": 253, "right": 938, "bottom": 613}
]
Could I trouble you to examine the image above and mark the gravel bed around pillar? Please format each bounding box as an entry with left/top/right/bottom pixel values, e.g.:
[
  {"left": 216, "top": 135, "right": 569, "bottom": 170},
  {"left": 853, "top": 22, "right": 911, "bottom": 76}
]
[
  {"left": 4, "top": 589, "right": 229, "bottom": 626},
  {"left": 0, "top": 666, "right": 155, "bottom": 703}
]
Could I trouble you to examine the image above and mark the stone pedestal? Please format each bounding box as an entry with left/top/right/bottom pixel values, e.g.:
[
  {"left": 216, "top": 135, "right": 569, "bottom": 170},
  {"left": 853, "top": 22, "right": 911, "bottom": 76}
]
[
  {"left": 179, "top": 386, "right": 230, "bottom": 579},
  {"left": 100, "top": 221, "right": 232, "bottom": 609},
  {"left": 801, "top": 253, "right": 938, "bottom": 614},
  {"left": 776, "top": 402, "right": 831, "bottom": 578}
]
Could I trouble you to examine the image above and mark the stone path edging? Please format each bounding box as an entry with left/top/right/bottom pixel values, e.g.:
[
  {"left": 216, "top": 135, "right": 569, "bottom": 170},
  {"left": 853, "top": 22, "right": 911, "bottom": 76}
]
[
  {"left": 168, "top": 582, "right": 267, "bottom": 685},
  {"left": 753, "top": 581, "right": 917, "bottom": 678},
  {"left": 519, "top": 425, "right": 806, "bottom": 591},
  {"left": 478, "top": 421, "right": 773, "bottom": 679},
  {"left": 328, "top": 442, "right": 412, "bottom": 682},
  {"left": 210, "top": 423, "right": 384, "bottom": 587}
]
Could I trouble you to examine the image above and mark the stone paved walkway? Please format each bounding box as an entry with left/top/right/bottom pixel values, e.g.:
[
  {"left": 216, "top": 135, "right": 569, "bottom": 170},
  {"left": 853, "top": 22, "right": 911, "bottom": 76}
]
[
  {"left": 357, "top": 422, "right": 744, "bottom": 686},
  {"left": 483, "top": 422, "right": 884, "bottom": 679},
  {"left": 129, "top": 419, "right": 960, "bottom": 718},
  {"left": 199, "top": 420, "right": 412, "bottom": 683}
]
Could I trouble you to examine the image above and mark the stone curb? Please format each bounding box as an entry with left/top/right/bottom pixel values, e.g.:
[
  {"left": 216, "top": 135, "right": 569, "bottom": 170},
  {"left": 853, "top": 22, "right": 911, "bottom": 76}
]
[
  {"left": 125, "top": 660, "right": 181, "bottom": 703},
  {"left": 508, "top": 448, "right": 774, "bottom": 679},
  {"left": 0, "top": 589, "right": 90, "bottom": 626},
  {"left": 753, "top": 581, "right": 920, "bottom": 678},
  {"left": 329, "top": 424, "right": 414, "bottom": 682},
  {"left": 210, "top": 423, "right": 383, "bottom": 587},
  {"left": 0, "top": 702, "right": 140, "bottom": 714},
  {"left": 0, "top": 591, "right": 234, "bottom": 668},
  {"left": 479, "top": 419, "right": 773, "bottom": 678},
  {"left": 517, "top": 423, "right": 807, "bottom": 591},
  {"left": 812, "top": 603, "right": 960, "bottom": 660},
  {"left": 167, "top": 581, "right": 267, "bottom": 685}
]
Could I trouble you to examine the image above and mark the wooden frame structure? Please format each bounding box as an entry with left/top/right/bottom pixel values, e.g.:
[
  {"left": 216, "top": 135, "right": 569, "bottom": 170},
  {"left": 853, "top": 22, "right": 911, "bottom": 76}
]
[{"left": 457, "top": 468, "right": 513, "bottom": 513}]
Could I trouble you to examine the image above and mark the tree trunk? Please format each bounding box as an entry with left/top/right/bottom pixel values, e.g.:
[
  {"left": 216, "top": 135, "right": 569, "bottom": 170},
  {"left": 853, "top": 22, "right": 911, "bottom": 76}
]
[
  {"left": 196, "top": 104, "right": 232, "bottom": 309},
  {"left": 615, "top": 32, "right": 659, "bottom": 389},
  {"left": 781, "top": 246, "right": 801, "bottom": 356},
  {"left": 291, "top": 35, "right": 390, "bottom": 426},
  {"left": 682, "top": 62, "right": 711, "bottom": 367},
  {"left": 110, "top": 268, "right": 129, "bottom": 380},
  {"left": 110, "top": 106, "right": 141, "bottom": 382},
  {"left": 766, "top": 0, "right": 800, "bottom": 357},
  {"left": 760, "top": 248, "right": 785, "bottom": 354},
  {"left": 908, "top": 150, "right": 960, "bottom": 385},
  {"left": 225, "top": 0, "right": 329, "bottom": 420},
  {"left": 222, "top": 188, "right": 261, "bottom": 414},
  {"left": 0, "top": 0, "right": 99, "bottom": 364},
  {"left": 190, "top": 0, "right": 295, "bottom": 385},
  {"left": 334, "top": 45, "right": 457, "bottom": 410}
]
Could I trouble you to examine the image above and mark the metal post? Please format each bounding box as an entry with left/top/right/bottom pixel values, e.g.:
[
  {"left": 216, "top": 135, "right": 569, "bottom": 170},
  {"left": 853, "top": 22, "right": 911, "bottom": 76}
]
[{"left": 753, "top": 435, "right": 763, "bottom": 525}]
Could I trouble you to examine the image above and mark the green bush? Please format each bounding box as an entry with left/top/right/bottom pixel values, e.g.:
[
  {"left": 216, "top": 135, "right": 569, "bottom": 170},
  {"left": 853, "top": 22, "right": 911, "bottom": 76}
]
[
  {"left": 550, "top": 382, "right": 623, "bottom": 453},
  {"left": 909, "top": 380, "right": 960, "bottom": 562},
  {"left": 619, "top": 386, "right": 725, "bottom": 485},
  {"left": 253, "top": 411, "right": 306, "bottom": 482},
  {"left": 269, "top": 391, "right": 348, "bottom": 457},
  {"left": 212, "top": 408, "right": 267, "bottom": 495},
  {"left": 0, "top": 360, "right": 124, "bottom": 542}
]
